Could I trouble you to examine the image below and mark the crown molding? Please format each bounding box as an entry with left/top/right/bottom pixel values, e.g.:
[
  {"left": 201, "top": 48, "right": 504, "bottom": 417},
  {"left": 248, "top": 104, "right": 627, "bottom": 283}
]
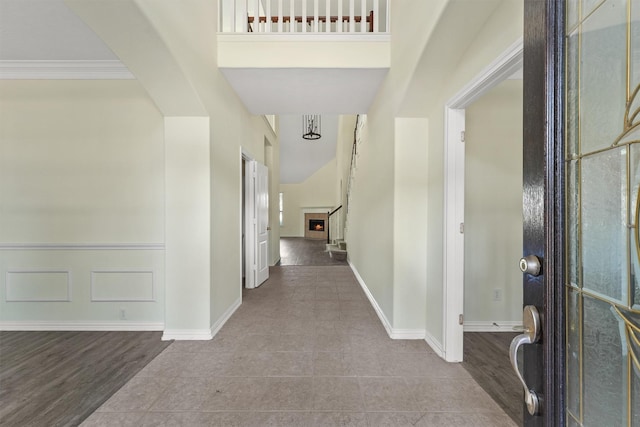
[{"left": 0, "top": 60, "right": 135, "bottom": 80}]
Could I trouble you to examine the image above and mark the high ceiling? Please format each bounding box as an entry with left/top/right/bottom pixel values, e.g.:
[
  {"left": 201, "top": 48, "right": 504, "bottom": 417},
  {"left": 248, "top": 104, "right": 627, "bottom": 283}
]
[
  {"left": 0, "top": 0, "right": 346, "bottom": 184},
  {"left": 279, "top": 115, "right": 339, "bottom": 184}
]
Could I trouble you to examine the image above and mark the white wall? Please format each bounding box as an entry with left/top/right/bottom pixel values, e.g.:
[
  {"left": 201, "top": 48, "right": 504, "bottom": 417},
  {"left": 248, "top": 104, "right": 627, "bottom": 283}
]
[
  {"left": 423, "top": 0, "right": 523, "bottom": 346},
  {"left": 280, "top": 159, "right": 338, "bottom": 237},
  {"left": 344, "top": 0, "right": 448, "bottom": 334},
  {"left": 342, "top": 0, "right": 523, "bottom": 349},
  {"left": 393, "top": 118, "right": 428, "bottom": 333},
  {"left": 0, "top": 80, "right": 165, "bottom": 327},
  {"left": 125, "top": 0, "right": 281, "bottom": 335},
  {"left": 464, "top": 79, "right": 523, "bottom": 325},
  {"left": 5, "top": 0, "right": 280, "bottom": 336}
]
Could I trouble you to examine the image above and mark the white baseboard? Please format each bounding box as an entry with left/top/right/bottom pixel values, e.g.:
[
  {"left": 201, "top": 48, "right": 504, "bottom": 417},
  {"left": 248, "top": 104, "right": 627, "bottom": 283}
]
[
  {"left": 162, "top": 329, "right": 213, "bottom": 341},
  {"left": 162, "top": 295, "right": 242, "bottom": 341},
  {"left": 424, "top": 330, "right": 446, "bottom": 359},
  {"left": 0, "top": 321, "right": 164, "bottom": 331},
  {"left": 210, "top": 296, "right": 242, "bottom": 337},
  {"left": 389, "top": 329, "right": 426, "bottom": 340},
  {"left": 348, "top": 260, "right": 425, "bottom": 340},
  {"left": 463, "top": 320, "right": 523, "bottom": 332},
  {"left": 348, "top": 260, "right": 393, "bottom": 337}
]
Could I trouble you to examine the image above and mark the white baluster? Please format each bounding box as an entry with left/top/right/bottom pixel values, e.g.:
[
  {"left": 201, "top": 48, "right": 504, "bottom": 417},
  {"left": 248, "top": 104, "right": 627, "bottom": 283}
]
[
  {"left": 239, "top": 0, "right": 248, "bottom": 32},
  {"left": 373, "top": 0, "right": 378, "bottom": 33},
  {"left": 360, "top": 0, "right": 365, "bottom": 32},
  {"left": 278, "top": 0, "right": 283, "bottom": 32},
  {"left": 289, "top": 0, "right": 295, "bottom": 32},
  {"left": 337, "top": 0, "right": 342, "bottom": 33},
  {"left": 314, "top": 0, "right": 319, "bottom": 32},
  {"left": 266, "top": 0, "right": 271, "bottom": 32},
  {"left": 253, "top": 0, "right": 260, "bottom": 31},
  {"left": 325, "top": 0, "right": 331, "bottom": 33},
  {"left": 302, "top": 0, "right": 307, "bottom": 33},
  {"left": 349, "top": 0, "right": 354, "bottom": 33}
]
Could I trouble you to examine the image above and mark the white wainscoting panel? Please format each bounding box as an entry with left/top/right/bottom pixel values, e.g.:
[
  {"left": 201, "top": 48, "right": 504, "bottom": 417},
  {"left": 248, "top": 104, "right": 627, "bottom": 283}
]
[
  {"left": 5, "top": 271, "right": 71, "bottom": 302},
  {"left": 91, "top": 271, "right": 154, "bottom": 302}
]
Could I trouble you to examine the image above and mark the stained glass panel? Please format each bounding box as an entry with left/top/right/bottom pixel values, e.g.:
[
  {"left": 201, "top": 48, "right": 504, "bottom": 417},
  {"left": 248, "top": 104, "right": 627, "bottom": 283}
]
[
  {"left": 582, "top": 295, "right": 626, "bottom": 426},
  {"left": 581, "top": 148, "right": 627, "bottom": 302},
  {"left": 580, "top": 0, "right": 627, "bottom": 153}
]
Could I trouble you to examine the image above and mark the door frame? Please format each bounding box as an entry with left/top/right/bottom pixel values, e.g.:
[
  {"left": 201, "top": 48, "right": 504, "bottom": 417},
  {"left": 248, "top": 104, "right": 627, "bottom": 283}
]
[
  {"left": 242, "top": 148, "right": 257, "bottom": 289},
  {"left": 442, "top": 37, "right": 524, "bottom": 362}
]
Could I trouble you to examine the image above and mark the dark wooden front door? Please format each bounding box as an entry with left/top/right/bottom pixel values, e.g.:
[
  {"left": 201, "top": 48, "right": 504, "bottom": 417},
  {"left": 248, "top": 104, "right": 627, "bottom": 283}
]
[
  {"left": 520, "top": 1, "right": 565, "bottom": 426},
  {"left": 521, "top": 0, "right": 640, "bottom": 426}
]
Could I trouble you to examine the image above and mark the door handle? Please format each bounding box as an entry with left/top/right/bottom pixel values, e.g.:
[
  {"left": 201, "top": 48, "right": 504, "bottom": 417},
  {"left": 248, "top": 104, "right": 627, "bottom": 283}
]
[{"left": 509, "top": 305, "right": 542, "bottom": 416}]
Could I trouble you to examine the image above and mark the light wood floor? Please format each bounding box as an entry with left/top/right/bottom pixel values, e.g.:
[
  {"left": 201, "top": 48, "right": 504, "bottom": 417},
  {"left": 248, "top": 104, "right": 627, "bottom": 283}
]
[{"left": 0, "top": 331, "right": 170, "bottom": 426}]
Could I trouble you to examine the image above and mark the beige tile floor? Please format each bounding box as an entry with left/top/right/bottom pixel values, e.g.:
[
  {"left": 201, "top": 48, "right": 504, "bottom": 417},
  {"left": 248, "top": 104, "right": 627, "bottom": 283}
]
[{"left": 82, "top": 266, "right": 516, "bottom": 427}]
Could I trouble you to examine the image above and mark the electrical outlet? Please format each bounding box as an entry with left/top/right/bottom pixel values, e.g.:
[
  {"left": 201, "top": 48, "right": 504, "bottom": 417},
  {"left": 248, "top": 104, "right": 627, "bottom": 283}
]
[
  {"left": 493, "top": 289, "right": 503, "bottom": 301},
  {"left": 120, "top": 308, "right": 126, "bottom": 320}
]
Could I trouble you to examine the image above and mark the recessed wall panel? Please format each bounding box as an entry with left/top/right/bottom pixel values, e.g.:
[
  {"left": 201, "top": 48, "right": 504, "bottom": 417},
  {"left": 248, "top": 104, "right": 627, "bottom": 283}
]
[
  {"left": 6, "top": 271, "right": 70, "bottom": 302},
  {"left": 91, "top": 271, "right": 154, "bottom": 302}
]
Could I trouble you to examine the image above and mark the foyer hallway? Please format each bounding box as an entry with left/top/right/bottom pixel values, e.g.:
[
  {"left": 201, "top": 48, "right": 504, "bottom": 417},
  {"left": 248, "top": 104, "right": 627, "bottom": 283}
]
[{"left": 82, "top": 265, "right": 515, "bottom": 426}]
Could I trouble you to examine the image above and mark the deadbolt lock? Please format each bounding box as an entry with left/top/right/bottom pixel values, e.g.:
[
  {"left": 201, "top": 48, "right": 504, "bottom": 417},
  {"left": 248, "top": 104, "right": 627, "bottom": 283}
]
[{"left": 519, "top": 255, "right": 542, "bottom": 276}]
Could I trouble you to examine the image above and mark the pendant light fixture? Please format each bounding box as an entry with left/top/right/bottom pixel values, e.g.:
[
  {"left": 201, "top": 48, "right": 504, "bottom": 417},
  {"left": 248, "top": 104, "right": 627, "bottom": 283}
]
[{"left": 302, "top": 114, "right": 321, "bottom": 140}]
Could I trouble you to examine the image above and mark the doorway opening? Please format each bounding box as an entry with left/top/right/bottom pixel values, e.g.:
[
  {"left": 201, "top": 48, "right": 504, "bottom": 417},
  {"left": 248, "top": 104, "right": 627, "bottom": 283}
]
[{"left": 442, "top": 37, "right": 524, "bottom": 363}]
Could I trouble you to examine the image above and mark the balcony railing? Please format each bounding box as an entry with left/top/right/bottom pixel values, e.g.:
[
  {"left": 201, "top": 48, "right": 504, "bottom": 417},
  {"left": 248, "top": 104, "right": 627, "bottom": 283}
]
[{"left": 219, "top": 0, "right": 389, "bottom": 34}]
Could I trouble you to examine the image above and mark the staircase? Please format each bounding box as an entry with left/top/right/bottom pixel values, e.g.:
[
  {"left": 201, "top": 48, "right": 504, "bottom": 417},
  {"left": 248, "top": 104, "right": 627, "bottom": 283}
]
[
  {"left": 326, "top": 239, "right": 347, "bottom": 261},
  {"left": 325, "top": 114, "right": 363, "bottom": 263}
]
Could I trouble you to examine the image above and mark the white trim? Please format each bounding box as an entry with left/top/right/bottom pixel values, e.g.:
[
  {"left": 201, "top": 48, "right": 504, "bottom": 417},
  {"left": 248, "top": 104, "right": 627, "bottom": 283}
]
[
  {"left": 0, "top": 60, "right": 135, "bottom": 80},
  {"left": 442, "top": 107, "right": 466, "bottom": 363},
  {"left": 162, "top": 329, "right": 213, "bottom": 341},
  {"left": 5, "top": 270, "right": 72, "bottom": 302},
  {"left": 447, "top": 37, "right": 524, "bottom": 109},
  {"left": 0, "top": 243, "right": 165, "bottom": 251},
  {"left": 0, "top": 321, "right": 163, "bottom": 331},
  {"left": 389, "top": 329, "right": 426, "bottom": 340},
  {"left": 463, "top": 321, "right": 524, "bottom": 332},
  {"left": 348, "top": 260, "right": 392, "bottom": 337},
  {"left": 442, "top": 37, "right": 524, "bottom": 363},
  {"left": 217, "top": 34, "right": 390, "bottom": 42},
  {"left": 90, "top": 270, "right": 155, "bottom": 302},
  {"left": 348, "top": 260, "right": 425, "bottom": 340},
  {"left": 424, "top": 330, "right": 446, "bottom": 359},
  {"left": 211, "top": 296, "right": 242, "bottom": 337},
  {"left": 162, "top": 296, "right": 242, "bottom": 341}
]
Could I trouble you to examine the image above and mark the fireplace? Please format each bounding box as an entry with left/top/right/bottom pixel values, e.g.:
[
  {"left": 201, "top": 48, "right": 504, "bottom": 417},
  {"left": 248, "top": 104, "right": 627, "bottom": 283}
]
[
  {"left": 304, "top": 213, "right": 328, "bottom": 239},
  {"left": 309, "top": 219, "right": 325, "bottom": 232}
]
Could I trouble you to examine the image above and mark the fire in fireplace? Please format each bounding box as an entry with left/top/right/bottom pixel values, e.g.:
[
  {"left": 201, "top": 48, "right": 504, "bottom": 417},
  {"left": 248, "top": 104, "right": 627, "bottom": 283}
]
[{"left": 309, "top": 219, "right": 325, "bottom": 232}]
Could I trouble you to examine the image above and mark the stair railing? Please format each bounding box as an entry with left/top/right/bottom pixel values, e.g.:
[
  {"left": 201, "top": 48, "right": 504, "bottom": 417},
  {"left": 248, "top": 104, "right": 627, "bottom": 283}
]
[
  {"left": 220, "top": 0, "right": 389, "bottom": 34},
  {"left": 327, "top": 205, "right": 343, "bottom": 244}
]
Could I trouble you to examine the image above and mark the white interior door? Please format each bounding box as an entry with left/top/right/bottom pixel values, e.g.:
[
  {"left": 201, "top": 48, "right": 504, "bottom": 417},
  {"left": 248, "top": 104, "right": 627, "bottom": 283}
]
[{"left": 255, "top": 161, "right": 269, "bottom": 286}]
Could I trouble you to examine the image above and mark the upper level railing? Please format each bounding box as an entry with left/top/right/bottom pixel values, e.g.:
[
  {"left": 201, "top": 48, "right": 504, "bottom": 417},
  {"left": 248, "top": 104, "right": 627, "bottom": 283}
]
[{"left": 219, "top": 0, "right": 389, "bottom": 34}]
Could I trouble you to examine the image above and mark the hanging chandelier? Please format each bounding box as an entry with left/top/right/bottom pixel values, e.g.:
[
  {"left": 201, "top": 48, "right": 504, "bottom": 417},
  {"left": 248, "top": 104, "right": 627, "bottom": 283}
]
[{"left": 302, "top": 114, "right": 321, "bottom": 140}]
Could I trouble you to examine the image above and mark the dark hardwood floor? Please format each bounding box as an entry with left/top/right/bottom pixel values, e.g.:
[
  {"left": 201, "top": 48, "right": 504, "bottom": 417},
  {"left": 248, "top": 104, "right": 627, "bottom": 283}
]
[
  {"left": 280, "top": 237, "right": 348, "bottom": 266},
  {"left": 0, "top": 331, "right": 171, "bottom": 427},
  {"left": 462, "top": 332, "right": 522, "bottom": 424}
]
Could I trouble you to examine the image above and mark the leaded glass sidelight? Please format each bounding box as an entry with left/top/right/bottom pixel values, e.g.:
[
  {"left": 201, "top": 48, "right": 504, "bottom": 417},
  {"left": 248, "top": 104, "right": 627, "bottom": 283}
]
[{"left": 565, "top": 0, "right": 640, "bottom": 425}]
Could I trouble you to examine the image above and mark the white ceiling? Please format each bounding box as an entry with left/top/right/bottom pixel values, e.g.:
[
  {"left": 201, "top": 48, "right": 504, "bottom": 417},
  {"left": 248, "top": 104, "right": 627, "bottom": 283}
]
[
  {"left": 0, "top": 1, "right": 375, "bottom": 185},
  {"left": 0, "top": 0, "right": 117, "bottom": 60},
  {"left": 220, "top": 68, "right": 387, "bottom": 114},
  {"left": 279, "top": 115, "right": 338, "bottom": 184}
]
